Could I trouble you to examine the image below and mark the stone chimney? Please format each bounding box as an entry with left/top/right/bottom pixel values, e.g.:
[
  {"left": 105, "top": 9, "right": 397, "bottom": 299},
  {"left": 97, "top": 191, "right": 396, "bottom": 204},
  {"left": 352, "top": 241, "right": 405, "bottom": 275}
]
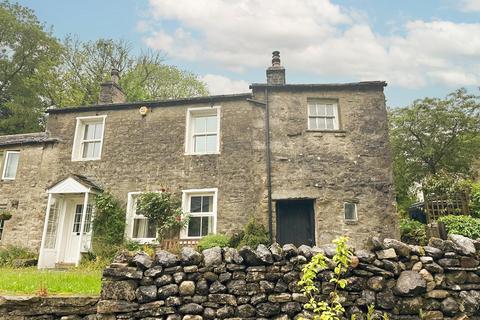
[
  {"left": 98, "top": 68, "right": 126, "bottom": 104},
  {"left": 266, "top": 51, "right": 286, "bottom": 85}
]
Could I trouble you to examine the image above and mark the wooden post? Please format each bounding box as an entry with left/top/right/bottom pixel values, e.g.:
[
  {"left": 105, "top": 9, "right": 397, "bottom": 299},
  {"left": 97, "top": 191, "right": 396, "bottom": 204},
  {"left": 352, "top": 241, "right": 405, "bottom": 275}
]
[
  {"left": 76, "top": 192, "right": 90, "bottom": 266},
  {"left": 38, "top": 194, "right": 53, "bottom": 269}
]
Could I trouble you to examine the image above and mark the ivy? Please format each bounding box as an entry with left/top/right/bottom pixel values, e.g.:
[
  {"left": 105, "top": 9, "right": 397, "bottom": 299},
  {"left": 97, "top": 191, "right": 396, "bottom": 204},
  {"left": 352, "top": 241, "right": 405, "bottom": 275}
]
[
  {"left": 438, "top": 215, "right": 480, "bottom": 239},
  {"left": 92, "top": 192, "right": 126, "bottom": 258}
]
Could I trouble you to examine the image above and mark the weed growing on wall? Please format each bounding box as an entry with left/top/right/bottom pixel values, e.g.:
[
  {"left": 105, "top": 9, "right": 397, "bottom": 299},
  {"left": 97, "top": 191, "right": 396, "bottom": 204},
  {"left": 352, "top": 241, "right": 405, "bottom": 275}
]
[{"left": 298, "top": 236, "right": 352, "bottom": 320}]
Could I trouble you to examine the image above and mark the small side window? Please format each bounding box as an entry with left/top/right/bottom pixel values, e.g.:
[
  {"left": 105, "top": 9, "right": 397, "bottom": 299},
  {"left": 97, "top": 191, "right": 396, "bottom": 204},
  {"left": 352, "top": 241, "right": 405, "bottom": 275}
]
[
  {"left": 2, "top": 151, "right": 20, "bottom": 180},
  {"left": 308, "top": 99, "right": 339, "bottom": 131},
  {"left": 344, "top": 202, "right": 358, "bottom": 221}
]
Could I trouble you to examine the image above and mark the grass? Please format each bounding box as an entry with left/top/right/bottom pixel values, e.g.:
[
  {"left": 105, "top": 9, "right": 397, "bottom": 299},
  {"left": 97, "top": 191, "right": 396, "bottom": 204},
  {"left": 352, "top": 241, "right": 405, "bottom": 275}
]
[{"left": 0, "top": 267, "right": 102, "bottom": 296}]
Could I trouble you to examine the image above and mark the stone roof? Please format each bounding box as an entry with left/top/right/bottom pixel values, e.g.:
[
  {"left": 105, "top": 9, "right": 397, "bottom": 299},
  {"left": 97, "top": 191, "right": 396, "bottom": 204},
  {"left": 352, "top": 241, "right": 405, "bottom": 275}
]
[
  {"left": 46, "top": 93, "right": 253, "bottom": 115},
  {"left": 250, "top": 81, "right": 387, "bottom": 90},
  {"left": 0, "top": 132, "right": 59, "bottom": 147}
]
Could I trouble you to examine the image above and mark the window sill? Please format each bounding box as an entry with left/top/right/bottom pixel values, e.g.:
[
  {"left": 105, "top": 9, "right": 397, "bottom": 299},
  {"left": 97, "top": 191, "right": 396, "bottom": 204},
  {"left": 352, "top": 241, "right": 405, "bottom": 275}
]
[
  {"left": 184, "top": 152, "right": 220, "bottom": 156},
  {"left": 306, "top": 130, "right": 346, "bottom": 133},
  {"left": 345, "top": 220, "right": 358, "bottom": 225},
  {"left": 71, "top": 158, "right": 102, "bottom": 162},
  {"left": 1, "top": 178, "right": 15, "bottom": 182}
]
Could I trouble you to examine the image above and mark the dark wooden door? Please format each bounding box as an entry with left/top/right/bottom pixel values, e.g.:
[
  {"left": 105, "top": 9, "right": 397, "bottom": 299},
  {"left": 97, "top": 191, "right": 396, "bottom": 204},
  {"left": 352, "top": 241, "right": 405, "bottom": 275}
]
[{"left": 276, "top": 199, "right": 315, "bottom": 246}]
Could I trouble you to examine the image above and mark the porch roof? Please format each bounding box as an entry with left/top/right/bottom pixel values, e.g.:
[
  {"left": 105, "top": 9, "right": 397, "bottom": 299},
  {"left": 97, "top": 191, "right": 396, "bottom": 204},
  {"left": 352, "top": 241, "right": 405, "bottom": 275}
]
[{"left": 47, "top": 174, "right": 102, "bottom": 194}]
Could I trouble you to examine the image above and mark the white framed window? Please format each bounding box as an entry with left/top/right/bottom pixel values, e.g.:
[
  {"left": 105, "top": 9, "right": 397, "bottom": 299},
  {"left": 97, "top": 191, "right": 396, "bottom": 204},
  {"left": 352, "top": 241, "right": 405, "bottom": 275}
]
[
  {"left": 185, "top": 106, "right": 220, "bottom": 155},
  {"left": 344, "top": 202, "right": 358, "bottom": 221},
  {"left": 72, "top": 115, "right": 106, "bottom": 161},
  {"left": 181, "top": 188, "right": 218, "bottom": 239},
  {"left": 72, "top": 204, "right": 92, "bottom": 234},
  {"left": 2, "top": 151, "right": 20, "bottom": 180},
  {"left": 308, "top": 99, "right": 339, "bottom": 130},
  {"left": 126, "top": 192, "right": 157, "bottom": 243}
]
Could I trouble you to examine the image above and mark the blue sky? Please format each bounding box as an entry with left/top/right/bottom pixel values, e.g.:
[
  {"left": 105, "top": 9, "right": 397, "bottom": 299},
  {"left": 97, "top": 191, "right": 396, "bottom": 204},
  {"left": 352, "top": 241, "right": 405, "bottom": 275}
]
[{"left": 18, "top": 0, "right": 480, "bottom": 107}]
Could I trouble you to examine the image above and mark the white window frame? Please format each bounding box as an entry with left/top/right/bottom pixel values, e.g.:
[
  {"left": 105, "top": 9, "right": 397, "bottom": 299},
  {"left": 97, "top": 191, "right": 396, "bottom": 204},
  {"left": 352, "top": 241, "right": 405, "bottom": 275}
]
[
  {"left": 2, "top": 150, "right": 20, "bottom": 180},
  {"left": 185, "top": 106, "right": 221, "bottom": 155},
  {"left": 126, "top": 192, "right": 158, "bottom": 244},
  {"left": 181, "top": 188, "right": 218, "bottom": 239},
  {"left": 71, "top": 115, "right": 107, "bottom": 161},
  {"left": 344, "top": 202, "right": 358, "bottom": 221},
  {"left": 307, "top": 99, "right": 340, "bottom": 131}
]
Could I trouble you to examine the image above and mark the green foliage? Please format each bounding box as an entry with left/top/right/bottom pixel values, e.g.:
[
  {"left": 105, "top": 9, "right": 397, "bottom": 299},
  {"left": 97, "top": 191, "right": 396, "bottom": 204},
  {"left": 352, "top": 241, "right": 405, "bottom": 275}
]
[
  {"left": 0, "top": 1, "right": 62, "bottom": 134},
  {"left": 399, "top": 218, "right": 427, "bottom": 245},
  {"left": 389, "top": 89, "right": 480, "bottom": 203},
  {"left": 438, "top": 215, "right": 480, "bottom": 239},
  {"left": 46, "top": 37, "right": 209, "bottom": 108},
  {"left": 237, "top": 217, "right": 270, "bottom": 248},
  {"left": 92, "top": 192, "right": 126, "bottom": 258},
  {"left": 470, "top": 182, "right": 480, "bottom": 218},
  {"left": 0, "top": 210, "right": 12, "bottom": 220},
  {"left": 136, "top": 191, "right": 187, "bottom": 242},
  {"left": 197, "top": 234, "right": 231, "bottom": 251},
  {"left": 0, "top": 245, "right": 36, "bottom": 267},
  {"left": 298, "top": 236, "right": 352, "bottom": 320}
]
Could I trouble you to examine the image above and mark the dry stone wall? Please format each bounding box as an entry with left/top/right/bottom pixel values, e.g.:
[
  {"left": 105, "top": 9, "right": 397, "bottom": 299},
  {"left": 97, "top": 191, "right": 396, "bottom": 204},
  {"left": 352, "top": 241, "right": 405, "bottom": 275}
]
[
  {"left": 96, "top": 234, "right": 480, "bottom": 320},
  {"left": 3, "top": 235, "right": 480, "bottom": 319}
]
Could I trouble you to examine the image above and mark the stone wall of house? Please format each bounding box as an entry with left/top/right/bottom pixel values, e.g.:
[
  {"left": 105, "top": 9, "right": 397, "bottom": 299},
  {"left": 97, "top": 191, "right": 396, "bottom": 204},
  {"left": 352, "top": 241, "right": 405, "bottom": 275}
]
[
  {"left": 0, "top": 143, "right": 60, "bottom": 248},
  {"left": 0, "top": 82, "right": 397, "bottom": 251},
  {"left": 252, "top": 86, "right": 398, "bottom": 247},
  {"left": 0, "top": 296, "right": 98, "bottom": 320},
  {"left": 93, "top": 234, "right": 480, "bottom": 319}
]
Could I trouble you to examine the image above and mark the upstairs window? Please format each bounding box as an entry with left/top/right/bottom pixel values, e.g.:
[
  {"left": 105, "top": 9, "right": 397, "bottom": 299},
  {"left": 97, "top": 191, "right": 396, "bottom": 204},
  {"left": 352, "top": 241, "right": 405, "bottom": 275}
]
[
  {"left": 182, "top": 188, "right": 217, "bottom": 238},
  {"left": 186, "top": 107, "right": 220, "bottom": 154},
  {"left": 308, "top": 100, "right": 339, "bottom": 130},
  {"left": 2, "top": 151, "right": 20, "bottom": 180},
  {"left": 72, "top": 116, "right": 106, "bottom": 161},
  {"left": 344, "top": 202, "right": 358, "bottom": 221}
]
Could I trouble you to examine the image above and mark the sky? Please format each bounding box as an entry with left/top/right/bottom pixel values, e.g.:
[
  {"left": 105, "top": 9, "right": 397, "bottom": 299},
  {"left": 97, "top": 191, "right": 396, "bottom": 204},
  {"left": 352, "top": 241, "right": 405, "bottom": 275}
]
[{"left": 17, "top": 0, "right": 480, "bottom": 107}]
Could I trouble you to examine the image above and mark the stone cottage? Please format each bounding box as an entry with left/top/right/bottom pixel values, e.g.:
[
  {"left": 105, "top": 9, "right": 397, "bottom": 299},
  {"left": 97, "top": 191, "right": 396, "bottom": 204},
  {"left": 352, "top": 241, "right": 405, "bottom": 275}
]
[{"left": 0, "top": 52, "right": 398, "bottom": 268}]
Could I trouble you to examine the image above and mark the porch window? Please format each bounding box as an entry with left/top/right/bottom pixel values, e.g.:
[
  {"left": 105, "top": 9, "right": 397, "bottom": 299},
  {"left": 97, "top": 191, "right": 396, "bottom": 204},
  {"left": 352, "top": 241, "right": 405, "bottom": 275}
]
[
  {"left": 344, "top": 202, "right": 358, "bottom": 221},
  {"left": 44, "top": 200, "right": 60, "bottom": 249},
  {"left": 73, "top": 204, "right": 92, "bottom": 234},
  {"left": 2, "top": 151, "right": 20, "bottom": 180},
  {"left": 127, "top": 192, "right": 157, "bottom": 242},
  {"left": 182, "top": 189, "right": 217, "bottom": 238},
  {"left": 308, "top": 99, "right": 339, "bottom": 130},
  {"left": 72, "top": 116, "right": 106, "bottom": 161},
  {"left": 186, "top": 107, "right": 220, "bottom": 154}
]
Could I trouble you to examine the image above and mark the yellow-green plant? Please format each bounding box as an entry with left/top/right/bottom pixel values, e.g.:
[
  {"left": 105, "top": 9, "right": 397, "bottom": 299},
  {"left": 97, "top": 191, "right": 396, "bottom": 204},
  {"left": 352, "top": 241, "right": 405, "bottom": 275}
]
[{"left": 298, "top": 236, "right": 352, "bottom": 320}]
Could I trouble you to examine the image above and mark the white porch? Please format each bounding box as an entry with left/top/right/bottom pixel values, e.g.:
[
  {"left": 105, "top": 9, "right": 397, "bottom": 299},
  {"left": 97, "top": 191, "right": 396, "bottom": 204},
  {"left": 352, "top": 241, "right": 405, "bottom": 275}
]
[{"left": 38, "top": 175, "right": 100, "bottom": 269}]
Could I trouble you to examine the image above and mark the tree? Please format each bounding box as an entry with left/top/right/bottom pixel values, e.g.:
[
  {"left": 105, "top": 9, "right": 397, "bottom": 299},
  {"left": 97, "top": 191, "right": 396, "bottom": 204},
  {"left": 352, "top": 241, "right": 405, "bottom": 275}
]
[
  {"left": 45, "top": 37, "right": 209, "bottom": 108},
  {"left": 0, "top": 1, "right": 62, "bottom": 134},
  {"left": 389, "top": 88, "right": 480, "bottom": 204}
]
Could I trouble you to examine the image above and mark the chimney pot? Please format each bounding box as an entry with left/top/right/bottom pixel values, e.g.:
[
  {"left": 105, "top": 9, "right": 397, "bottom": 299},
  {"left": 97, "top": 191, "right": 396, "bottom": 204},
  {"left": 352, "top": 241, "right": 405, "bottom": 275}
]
[
  {"left": 266, "top": 50, "right": 286, "bottom": 85},
  {"left": 111, "top": 68, "right": 120, "bottom": 84}
]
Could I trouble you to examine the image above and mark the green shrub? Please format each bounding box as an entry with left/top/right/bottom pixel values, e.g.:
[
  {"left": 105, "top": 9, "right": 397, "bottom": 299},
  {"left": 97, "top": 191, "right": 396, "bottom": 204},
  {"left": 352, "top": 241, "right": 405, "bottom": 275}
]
[
  {"left": 92, "top": 192, "right": 126, "bottom": 259},
  {"left": 399, "top": 218, "right": 427, "bottom": 245},
  {"left": 237, "top": 217, "right": 270, "bottom": 248},
  {"left": 0, "top": 245, "right": 36, "bottom": 267},
  {"left": 438, "top": 215, "right": 480, "bottom": 239},
  {"left": 197, "top": 234, "right": 231, "bottom": 251},
  {"left": 471, "top": 182, "right": 480, "bottom": 218},
  {"left": 136, "top": 191, "right": 187, "bottom": 241}
]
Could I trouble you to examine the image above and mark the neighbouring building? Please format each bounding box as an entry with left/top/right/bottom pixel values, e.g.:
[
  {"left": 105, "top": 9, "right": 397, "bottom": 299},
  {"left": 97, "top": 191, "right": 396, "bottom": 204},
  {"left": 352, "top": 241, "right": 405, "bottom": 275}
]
[{"left": 0, "top": 52, "right": 398, "bottom": 268}]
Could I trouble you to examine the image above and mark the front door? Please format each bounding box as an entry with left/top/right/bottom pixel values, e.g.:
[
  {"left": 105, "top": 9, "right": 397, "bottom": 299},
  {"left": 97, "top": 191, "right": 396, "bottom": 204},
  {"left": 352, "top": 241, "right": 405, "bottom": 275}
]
[
  {"left": 276, "top": 199, "right": 315, "bottom": 246},
  {"left": 62, "top": 202, "right": 84, "bottom": 263}
]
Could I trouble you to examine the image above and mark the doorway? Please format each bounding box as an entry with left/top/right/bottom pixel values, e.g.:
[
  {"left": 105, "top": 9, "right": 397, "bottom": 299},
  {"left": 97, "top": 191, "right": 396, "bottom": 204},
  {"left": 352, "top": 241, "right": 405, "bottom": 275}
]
[{"left": 276, "top": 199, "right": 315, "bottom": 246}]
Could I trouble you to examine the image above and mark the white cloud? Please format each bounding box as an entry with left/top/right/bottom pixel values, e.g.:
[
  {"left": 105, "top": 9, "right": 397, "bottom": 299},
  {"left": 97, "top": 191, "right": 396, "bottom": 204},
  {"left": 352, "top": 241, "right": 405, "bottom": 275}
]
[
  {"left": 141, "top": 0, "right": 480, "bottom": 88},
  {"left": 201, "top": 74, "right": 250, "bottom": 95},
  {"left": 459, "top": 0, "right": 480, "bottom": 12}
]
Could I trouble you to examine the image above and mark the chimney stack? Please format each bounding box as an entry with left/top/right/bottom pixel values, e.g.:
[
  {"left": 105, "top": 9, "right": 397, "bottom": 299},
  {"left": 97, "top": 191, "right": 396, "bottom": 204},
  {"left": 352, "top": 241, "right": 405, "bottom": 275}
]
[
  {"left": 266, "top": 51, "right": 285, "bottom": 85},
  {"left": 98, "top": 68, "right": 126, "bottom": 104}
]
